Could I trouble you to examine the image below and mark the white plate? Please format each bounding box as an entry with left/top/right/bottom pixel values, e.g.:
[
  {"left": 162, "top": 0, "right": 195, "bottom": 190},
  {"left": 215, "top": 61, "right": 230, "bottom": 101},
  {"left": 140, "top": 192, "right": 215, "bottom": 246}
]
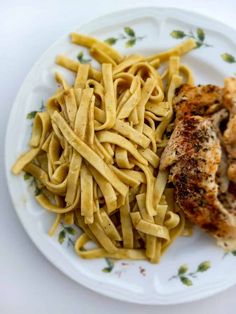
[{"left": 5, "top": 7, "right": 236, "bottom": 305}]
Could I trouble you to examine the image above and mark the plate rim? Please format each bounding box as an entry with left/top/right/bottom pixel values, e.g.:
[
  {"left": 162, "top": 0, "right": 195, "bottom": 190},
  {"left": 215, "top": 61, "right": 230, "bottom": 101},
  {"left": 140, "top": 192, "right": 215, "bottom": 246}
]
[{"left": 5, "top": 6, "right": 236, "bottom": 305}]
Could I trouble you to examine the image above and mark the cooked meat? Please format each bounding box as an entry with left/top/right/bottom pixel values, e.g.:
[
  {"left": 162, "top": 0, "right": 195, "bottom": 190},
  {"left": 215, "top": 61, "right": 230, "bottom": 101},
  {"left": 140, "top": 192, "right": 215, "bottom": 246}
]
[
  {"left": 228, "top": 164, "right": 236, "bottom": 183},
  {"left": 160, "top": 79, "right": 236, "bottom": 250},
  {"left": 160, "top": 116, "right": 236, "bottom": 241},
  {"left": 224, "top": 78, "right": 236, "bottom": 183},
  {"left": 211, "top": 109, "right": 229, "bottom": 193},
  {"left": 224, "top": 77, "right": 236, "bottom": 113},
  {"left": 173, "top": 84, "right": 223, "bottom": 120},
  {"left": 216, "top": 148, "right": 229, "bottom": 194},
  {"left": 211, "top": 108, "right": 228, "bottom": 143}
]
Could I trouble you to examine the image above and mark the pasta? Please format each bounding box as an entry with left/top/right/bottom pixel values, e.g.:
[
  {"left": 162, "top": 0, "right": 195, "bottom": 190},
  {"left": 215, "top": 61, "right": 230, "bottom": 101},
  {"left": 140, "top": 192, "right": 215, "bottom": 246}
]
[{"left": 12, "top": 32, "right": 196, "bottom": 263}]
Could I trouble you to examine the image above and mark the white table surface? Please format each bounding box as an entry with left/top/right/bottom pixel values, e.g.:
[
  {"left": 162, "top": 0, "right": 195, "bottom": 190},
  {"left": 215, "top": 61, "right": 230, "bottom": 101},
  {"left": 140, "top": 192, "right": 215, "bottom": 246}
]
[{"left": 1, "top": 0, "right": 236, "bottom": 313}]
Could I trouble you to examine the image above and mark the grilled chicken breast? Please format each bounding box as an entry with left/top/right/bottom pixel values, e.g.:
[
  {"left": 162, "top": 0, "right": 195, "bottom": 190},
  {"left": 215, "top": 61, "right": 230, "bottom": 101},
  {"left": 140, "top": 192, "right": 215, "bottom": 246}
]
[
  {"left": 160, "top": 79, "right": 236, "bottom": 250},
  {"left": 173, "top": 84, "right": 223, "bottom": 120},
  {"left": 224, "top": 78, "right": 236, "bottom": 183}
]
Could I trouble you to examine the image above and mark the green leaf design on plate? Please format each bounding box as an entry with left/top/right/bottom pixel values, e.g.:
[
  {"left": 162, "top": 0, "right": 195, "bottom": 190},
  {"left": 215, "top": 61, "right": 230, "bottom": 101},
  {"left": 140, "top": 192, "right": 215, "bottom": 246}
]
[
  {"left": 58, "top": 224, "right": 77, "bottom": 246},
  {"left": 77, "top": 51, "right": 83, "bottom": 60},
  {"left": 221, "top": 53, "right": 236, "bottom": 63},
  {"left": 105, "top": 258, "right": 114, "bottom": 268},
  {"left": 68, "top": 238, "right": 75, "bottom": 246},
  {"left": 34, "top": 186, "right": 41, "bottom": 196},
  {"left": 180, "top": 276, "right": 193, "bottom": 286},
  {"left": 104, "top": 37, "right": 117, "bottom": 45},
  {"left": 178, "top": 264, "right": 188, "bottom": 275},
  {"left": 65, "top": 226, "right": 76, "bottom": 235},
  {"left": 232, "top": 250, "right": 236, "bottom": 256},
  {"left": 27, "top": 111, "right": 38, "bottom": 119},
  {"left": 26, "top": 100, "right": 44, "bottom": 120},
  {"left": 125, "top": 38, "right": 136, "bottom": 48},
  {"left": 170, "top": 30, "right": 186, "bottom": 39},
  {"left": 170, "top": 261, "right": 211, "bottom": 286},
  {"left": 102, "top": 267, "right": 112, "bottom": 273},
  {"left": 124, "top": 26, "right": 135, "bottom": 37},
  {"left": 170, "top": 27, "right": 211, "bottom": 49},
  {"left": 102, "top": 258, "right": 114, "bottom": 273},
  {"left": 24, "top": 172, "right": 41, "bottom": 196},
  {"left": 24, "top": 172, "right": 32, "bottom": 180},
  {"left": 196, "top": 28, "right": 205, "bottom": 41},
  {"left": 104, "top": 27, "right": 144, "bottom": 48},
  {"left": 58, "top": 230, "right": 66, "bottom": 244},
  {"left": 40, "top": 101, "right": 45, "bottom": 111},
  {"left": 195, "top": 41, "right": 203, "bottom": 48},
  {"left": 197, "top": 261, "right": 211, "bottom": 272},
  {"left": 77, "top": 51, "right": 91, "bottom": 64}
]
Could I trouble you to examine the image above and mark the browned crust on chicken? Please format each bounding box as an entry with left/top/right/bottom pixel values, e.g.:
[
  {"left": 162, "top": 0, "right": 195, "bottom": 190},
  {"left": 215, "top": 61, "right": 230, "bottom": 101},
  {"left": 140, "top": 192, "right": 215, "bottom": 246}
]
[
  {"left": 224, "top": 77, "right": 236, "bottom": 113},
  {"left": 160, "top": 80, "right": 236, "bottom": 250},
  {"left": 224, "top": 78, "right": 236, "bottom": 183},
  {"left": 160, "top": 116, "right": 236, "bottom": 239},
  {"left": 174, "top": 84, "right": 223, "bottom": 120}
]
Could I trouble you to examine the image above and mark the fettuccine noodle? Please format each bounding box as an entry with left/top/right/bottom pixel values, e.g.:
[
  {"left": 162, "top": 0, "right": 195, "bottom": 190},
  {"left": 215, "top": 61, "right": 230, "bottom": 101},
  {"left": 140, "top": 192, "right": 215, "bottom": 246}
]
[{"left": 12, "top": 33, "right": 196, "bottom": 263}]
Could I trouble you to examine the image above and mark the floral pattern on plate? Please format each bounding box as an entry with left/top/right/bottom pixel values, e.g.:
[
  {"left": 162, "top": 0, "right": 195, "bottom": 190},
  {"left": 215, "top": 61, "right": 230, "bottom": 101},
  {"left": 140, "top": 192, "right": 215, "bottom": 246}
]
[{"left": 6, "top": 7, "right": 236, "bottom": 304}]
